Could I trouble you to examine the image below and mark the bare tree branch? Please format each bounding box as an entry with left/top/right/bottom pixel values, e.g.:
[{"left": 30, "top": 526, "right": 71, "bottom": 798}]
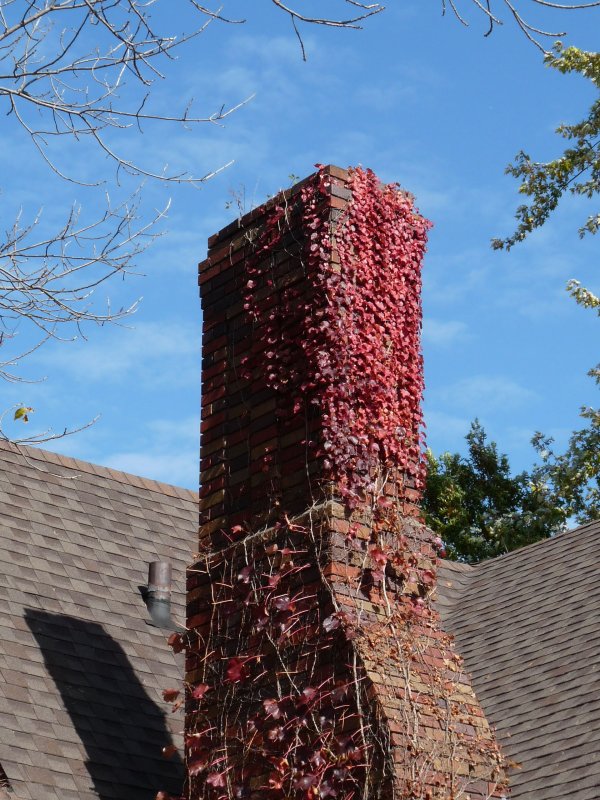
[
  {"left": 0, "top": 0, "right": 384, "bottom": 194},
  {"left": 0, "top": 0, "right": 596, "bottom": 450},
  {"left": 269, "top": 0, "right": 384, "bottom": 27},
  {"left": 0, "top": 0, "right": 391, "bottom": 444},
  {"left": 268, "top": 0, "right": 385, "bottom": 58},
  {"left": 0, "top": 402, "right": 100, "bottom": 446},
  {"left": 0, "top": 190, "right": 165, "bottom": 368},
  {"left": 442, "top": 0, "right": 600, "bottom": 50},
  {"left": 0, "top": 1, "right": 249, "bottom": 184}
]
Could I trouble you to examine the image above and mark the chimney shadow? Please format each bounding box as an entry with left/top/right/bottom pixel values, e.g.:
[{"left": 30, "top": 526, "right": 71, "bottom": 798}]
[{"left": 25, "top": 609, "right": 184, "bottom": 800}]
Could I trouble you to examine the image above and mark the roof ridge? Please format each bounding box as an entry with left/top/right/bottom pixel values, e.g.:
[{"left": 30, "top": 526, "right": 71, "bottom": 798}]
[
  {"left": 437, "top": 558, "right": 475, "bottom": 573},
  {"left": 464, "top": 519, "right": 600, "bottom": 571},
  {"left": 0, "top": 438, "right": 198, "bottom": 500}
]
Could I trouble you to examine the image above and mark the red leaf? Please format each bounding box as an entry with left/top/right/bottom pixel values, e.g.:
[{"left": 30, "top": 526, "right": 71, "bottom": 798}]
[
  {"left": 369, "top": 546, "right": 388, "bottom": 567},
  {"left": 332, "top": 682, "right": 349, "bottom": 703},
  {"left": 266, "top": 725, "right": 285, "bottom": 742},
  {"left": 226, "top": 657, "right": 250, "bottom": 684},
  {"left": 273, "top": 594, "right": 293, "bottom": 612},
  {"left": 167, "top": 633, "right": 184, "bottom": 654},
  {"left": 237, "top": 565, "right": 254, "bottom": 583},
  {"left": 191, "top": 683, "right": 210, "bottom": 701},
  {"left": 206, "top": 772, "right": 227, "bottom": 788},
  {"left": 320, "top": 782, "right": 338, "bottom": 798},
  {"left": 322, "top": 614, "right": 341, "bottom": 632},
  {"left": 297, "top": 686, "right": 317, "bottom": 707},
  {"left": 268, "top": 774, "right": 283, "bottom": 790},
  {"left": 263, "top": 698, "right": 282, "bottom": 719},
  {"left": 162, "top": 688, "right": 180, "bottom": 703},
  {"left": 188, "top": 757, "right": 208, "bottom": 777},
  {"left": 372, "top": 567, "right": 385, "bottom": 584},
  {"left": 294, "top": 774, "right": 318, "bottom": 790},
  {"left": 420, "top": 568, "right": 436, "bottom": 587}
]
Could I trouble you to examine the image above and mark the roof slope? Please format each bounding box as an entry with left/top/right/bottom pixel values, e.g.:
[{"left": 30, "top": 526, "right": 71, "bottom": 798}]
[
  {"left": 437, "top": 521, "right": 600, "bottom": 800},
  {"left": 0, "top": 441, "right": 198, "bottom": 800}
]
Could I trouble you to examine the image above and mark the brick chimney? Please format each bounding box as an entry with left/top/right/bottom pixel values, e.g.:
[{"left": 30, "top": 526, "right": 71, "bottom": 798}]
[{"left": 185, "top": 166, "right": 508, "bottom": 800}]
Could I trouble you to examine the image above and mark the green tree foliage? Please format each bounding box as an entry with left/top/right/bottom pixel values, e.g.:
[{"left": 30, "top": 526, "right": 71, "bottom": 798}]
[
  {"left": 427, "top": 18, "right": 600, "bottom": 562},
  {"left": 423, "top": 421, "right": 566, "bottom": 563},
  {"left": 530, "top": 383, "right": 600, "bottom": 527},
  {"left": 493, "top": 44, "right": 600, "bottom": 250},
  {"left": 567, "top": 279, "right": 600, "bottom": 314}
]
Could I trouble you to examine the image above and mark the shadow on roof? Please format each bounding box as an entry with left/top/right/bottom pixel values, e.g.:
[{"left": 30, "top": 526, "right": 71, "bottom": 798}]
[{"left": 26, "top": 609, "right": 184, "bottom": 800}]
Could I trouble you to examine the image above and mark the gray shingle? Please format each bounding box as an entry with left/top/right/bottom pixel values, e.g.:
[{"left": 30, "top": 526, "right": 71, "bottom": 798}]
[
  {"left": 437, "top": 520, "right": 600, "bottom": 800},
  {"left": 0, "top": 440, "right": 198, "bottom": 800}
]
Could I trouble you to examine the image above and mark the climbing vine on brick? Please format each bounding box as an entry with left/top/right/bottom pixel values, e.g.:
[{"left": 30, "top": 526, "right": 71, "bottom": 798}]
[
  {"left": 166, "top": 166, "right": 509, "bottom": 800},
  {"left": 175, "top": 506, "right": 507, "bottom": 800},
  {"left": 243, "top": 166, "right": 430, "bottom": 507},
  {"left": 312, "top": 167, "right": 429, "bottom": 503}
]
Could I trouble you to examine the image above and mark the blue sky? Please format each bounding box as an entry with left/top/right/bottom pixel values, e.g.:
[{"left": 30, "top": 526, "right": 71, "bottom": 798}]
[{"left": 2, "top": 1, "right": 598, "bottom": 489}]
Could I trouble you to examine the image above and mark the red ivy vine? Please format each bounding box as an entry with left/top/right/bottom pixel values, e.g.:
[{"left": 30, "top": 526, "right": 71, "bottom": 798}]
[
  {"left": 161, "top": 167, "right": 507, "bottom": 800},
  {"left": 170, "top": 520, "right": 381, "bottom": 800},
  {"left": 243, "top": 166, "right": 430, "bottom": 506}
]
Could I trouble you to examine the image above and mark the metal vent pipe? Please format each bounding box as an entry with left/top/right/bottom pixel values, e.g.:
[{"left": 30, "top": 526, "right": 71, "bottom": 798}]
[{"left": 146, "top": 561, "right": 173, "bottom": 628}]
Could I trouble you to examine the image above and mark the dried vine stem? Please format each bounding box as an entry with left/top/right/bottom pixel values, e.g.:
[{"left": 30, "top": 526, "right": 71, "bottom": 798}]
[{"left": 180, "top": 168, "right": 508, "bottom": 799}]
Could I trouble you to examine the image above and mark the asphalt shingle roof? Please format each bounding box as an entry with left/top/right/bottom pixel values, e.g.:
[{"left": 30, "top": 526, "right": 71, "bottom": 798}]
[
  {"left": 0, "top": 440, "right": 198, "bottom": 800},
  {"left": 437, "top": 520, "right": 600, "bottom": 800},
  {"left": 2, "top": 434, "right": 598, "bottom": 800}
]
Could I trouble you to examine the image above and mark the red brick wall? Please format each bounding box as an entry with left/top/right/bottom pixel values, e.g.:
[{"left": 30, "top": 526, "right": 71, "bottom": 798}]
[
  {"left": 198, "top": 169, "right": 329, "bottom": 545},
  {"left": 185, "top": 166, "right": 508, "bottom": 800}
]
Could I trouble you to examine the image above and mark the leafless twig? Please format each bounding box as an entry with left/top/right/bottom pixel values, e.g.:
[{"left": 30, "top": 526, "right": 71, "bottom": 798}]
[
  {"left": 269, "top": 0, "right": 385, "bottom": 59},
  {"left": 0, "top": 403, "right": 100, "bottom": 446},
  {"left": 0, "top": 0, "right": 387, "bottom": 443},
  {"left": 442, "top": 0, "right": 600, "bottom": 50}
]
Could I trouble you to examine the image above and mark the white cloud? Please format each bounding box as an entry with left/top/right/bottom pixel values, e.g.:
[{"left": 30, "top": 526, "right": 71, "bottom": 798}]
[
  {"left": 103, "top": 413, "right": 200, "bottom": 488},
  {"left": 103, "top": 449, "right": 198, "bottom": 488},
  {"left": 225, "top": 33, "right": 317, "bottom": 68},
  {"left": 41, "top": 321, "right": 200, "bottom": 388},
  {"left": 439, "top": 375, "right": 537, "bottom": 412},
  {"left": 354, "top": 84, "right": 416, "bottom": 111},
  {"left": 422, "top": 318, "right": 468, "bottom": 347},
  {"left": 423, "top": 247, "right": 491, "bottom": 305},
  {"left": 423, "top": 409, "right": 472, "bottom": 451},
  {"left": 148, "top": 415, "right": 200, "bottom": 442}
]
